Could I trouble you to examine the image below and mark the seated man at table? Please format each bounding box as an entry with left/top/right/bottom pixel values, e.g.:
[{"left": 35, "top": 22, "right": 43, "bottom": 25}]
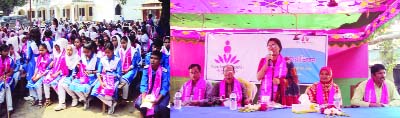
[
  {"left": 212, "top": 65, "right": 249, "bottom": 107},
  {"left": 179, "top": 64, "right": 213, "bottom": 106},
  {"left": 351, "top": 64, "right": 400, "bottom": 107},
  {"left": 135, "top": 51, "right": 170, "bottom": 118}
]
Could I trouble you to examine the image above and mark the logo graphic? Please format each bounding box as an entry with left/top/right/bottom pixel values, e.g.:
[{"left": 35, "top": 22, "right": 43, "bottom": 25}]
[
  {"left": 296, "top": 35, "right": 312, "bottom": 44},
  {"left": 214, "top": 40, "right": 240, "bottom": 64}
]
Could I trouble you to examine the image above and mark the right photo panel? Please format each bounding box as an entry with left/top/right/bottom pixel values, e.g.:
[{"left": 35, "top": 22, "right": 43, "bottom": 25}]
[{"left": 170, "top": 0, "right": 400, "bottom": 118}]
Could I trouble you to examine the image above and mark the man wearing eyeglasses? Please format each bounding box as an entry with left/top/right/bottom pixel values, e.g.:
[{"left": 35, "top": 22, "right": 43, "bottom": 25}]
[{"left": 212, "top": 65, "right": 249, "bottom": 107}]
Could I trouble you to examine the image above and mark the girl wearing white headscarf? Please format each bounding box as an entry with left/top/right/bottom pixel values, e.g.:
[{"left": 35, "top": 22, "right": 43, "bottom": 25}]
[
  {"left": 6, "top": 37, "right": 21, "bottom": 89},
  {"left": 42, "top": 38, "right": 68, "bottom": 107},
  {"left": 111, "top": 35, "right": 121, "bottom": 56},
  {"left": 54, "top": 44, "right": 81, "bottom": 111},
  {"left": 117, "top": 36, "right": 141, "bottom": 103}
]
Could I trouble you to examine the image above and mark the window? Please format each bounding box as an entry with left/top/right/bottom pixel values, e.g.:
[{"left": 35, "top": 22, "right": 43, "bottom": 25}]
[
  {"left": 82, "top": 8, "right": 85, "bottom": 16},
  {"left": 79, "top": 8, "right": 85, "bottom": 16},
  {"left": 38, "top": 11, "right": 41, "bottom": 17},
  {"left": 31, "top": 11, "right": 35, "bottom": 18},
  {"left": 115, "top": 4, "right": 121, "bottom": 15},
  {"left": 66, "top": 9, "right": 70, "bottom": 18},
  {"left": 89, "top": 7, "right": 93, "bottom": 16},
  {"left": 63, "top": 9, "right": 65, "bottom": 17}
]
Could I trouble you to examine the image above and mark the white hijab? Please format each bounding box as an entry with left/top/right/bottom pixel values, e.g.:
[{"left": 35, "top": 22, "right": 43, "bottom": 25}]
[
  {"left": 103, "top": 30, "right": 111, "bottom": 38},
  {"left": 65, "top": 45, "right": 81, "bottom": 70},
  {"left": 53, "top": 38, "right": 68, "bottom": 58},
  {"left": 6, "top": 36, "right": 21, "bottom": 60},
  {"left": 112, "top": 35, "right": 121, "bottom": 54}
]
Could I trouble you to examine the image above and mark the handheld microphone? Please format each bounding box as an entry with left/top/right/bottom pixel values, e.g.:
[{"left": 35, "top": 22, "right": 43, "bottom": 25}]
[{"left": 268, "top": 51, "right": 273, "bottom": 66}]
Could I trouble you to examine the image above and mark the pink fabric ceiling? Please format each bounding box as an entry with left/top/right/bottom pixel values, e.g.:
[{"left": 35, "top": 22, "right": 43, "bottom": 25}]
[{"left": 171, "top": 0, "right": 393, "bottom": 14}]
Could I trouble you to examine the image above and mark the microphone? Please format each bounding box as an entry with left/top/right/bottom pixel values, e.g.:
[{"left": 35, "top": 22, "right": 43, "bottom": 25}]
[{"left": 268, "top": 51, "right": 273, "bottom": 66}]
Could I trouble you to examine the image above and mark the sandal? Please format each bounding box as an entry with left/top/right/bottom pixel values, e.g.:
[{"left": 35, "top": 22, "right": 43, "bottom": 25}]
[
  {"left": 38, "top": 100, "right": 43, "bottom": 108},
  {"left": 45, "top": 98, "right": 52, "bottom": 107},
  {"left": 30, "top": 100, "right": 37, "bottom": 106}
]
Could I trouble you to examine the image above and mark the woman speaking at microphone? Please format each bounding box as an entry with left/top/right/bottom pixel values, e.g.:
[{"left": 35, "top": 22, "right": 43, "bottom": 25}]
[{"left": 256, "top": 38, "right": 300, "bottom": 106}]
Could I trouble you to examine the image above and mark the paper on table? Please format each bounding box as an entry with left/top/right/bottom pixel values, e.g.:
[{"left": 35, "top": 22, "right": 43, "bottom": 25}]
[
  {"left": 223, "top": 100, "right": 230, "bottom": 107},
  {"left": 299, "top": 94, "right": 311, "bottom": 104},
  {"left": 140, "top": 94, "right": 156, "bottom": 109}
]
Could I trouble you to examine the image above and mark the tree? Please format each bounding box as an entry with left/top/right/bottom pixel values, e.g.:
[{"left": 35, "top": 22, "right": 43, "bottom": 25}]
[
  {"left": 367, "top": 14, "right": 399, "bottom": 75},
  {"left": 158, "top": 0, "right": 170, "bottom": 36},
  {"left": 119, "top": 0, "right": 127, "bottom": 5},
  {"left": 0, "top": 0, "right": 26, "bottom": 16},
  {"left": 378, "top": 39, "right": 399, "bottom": 74}
]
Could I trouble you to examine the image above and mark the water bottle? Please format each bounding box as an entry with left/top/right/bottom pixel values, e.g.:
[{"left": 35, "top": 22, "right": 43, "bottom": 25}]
[
  {"left": 229, "top": 92, "right": 237, "bottom": 110},
  {"left": 174, "top": 91, "right": 182, "bottom": 109},
  {"left": 261, "top": 95, "right": 271, "bottom": 104},
  {"left": 190, "top": 95, "right": 194, "bottom": 102},
  {"left": 333, "top": 93, "right": 341, "bottom": 109}
]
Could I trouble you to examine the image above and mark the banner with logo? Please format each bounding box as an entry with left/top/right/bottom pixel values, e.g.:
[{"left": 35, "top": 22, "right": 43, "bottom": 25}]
[{"left": 205, "top": 33, "right": 328, "bottom": 83}]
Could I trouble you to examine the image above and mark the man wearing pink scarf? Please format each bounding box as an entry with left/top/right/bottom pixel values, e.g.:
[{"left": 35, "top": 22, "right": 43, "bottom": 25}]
[
  {"left": 179, "top": 64, "right": 213, "bottom": 106},
  {"left": 212, "top": 65, "right": 249, "bottom": 107},
  {"left": 351, "top": 64, "right": 400, "bottom": 107},
  {"left": 135, "top": 51, "right": 170, "bottom": 118}
]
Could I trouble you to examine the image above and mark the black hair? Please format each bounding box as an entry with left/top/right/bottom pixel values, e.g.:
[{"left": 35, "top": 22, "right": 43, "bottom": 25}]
[
  {"left": 128, "top": 32, "right": 137, "bottom": 44},
  {"left": 39, "top": 43, "right": 48, "bottom": 51},
  {"left": 91, "top": 27, "right": 97, "bottom": 32},
  {"left": 83, "top": 40, "right": 97, "bottom": 53},
  {"left": 53, "top": 18, "right": 59, "bottom": 27},
  {"left": 222, "top": 65, "right": 235, "bottom": 73},
  {"left": 0, "top": 44, "right": 9, "bottom": 52},
  {"left": 103, "top": 34, "right": 110, "bottom": 40},
  {"left": 141, "top": 28, "right": 147, "bottom": 34},
  {"left": 151, "top": 50, "right": 162, "bottom": 60},
  {"left": 44, "top": 30, "right": 52, "bottom": 38},
  {"left": 115, "top": 33, "right": 122, "bottom": 39},
  {"left": 371, "top": 64, "right": 386, "bottom": 75},
  {"left": 96, "top": 37, "right": 105, "bottom": 47},
  {"left": 121, "top": 36, "right": 129, "bottom": 42},
  {"left": 123, "top": 27, "right": 130, "bottom": 33},
  {"left": 164, "top": 36, "right": 170, "bottom": 42},
  {"left": 85, "top": 37, "right": 91, "bottom": 43},
  {"left": 189, "top": 64, "right": 201, "bottom": 72},
  {"left": 29, "top": 28, "right": 41, "bottom": 47},
  {"left": 7, "top": 44, "right": 13, "bottom": 51},
  {"left": 104, "top": 41, "right": 114, "bottom": 51},
  {"left": 71, "top": 29, "right": 78, "bottom": 35},
  {"left": 268, "top": 38, "right": 283, "bottom": 52},
  {"left": 81, "top": 35, "right": 87, "bottom": 39},
  {"left": 153, "top": 38, "right": 163, "bottom": 48}
]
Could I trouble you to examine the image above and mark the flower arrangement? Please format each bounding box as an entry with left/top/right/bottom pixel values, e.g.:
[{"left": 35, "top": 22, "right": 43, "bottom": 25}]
[
  {"left": 319, "top": 105, "right": 350, "bottom": 117},
  {"left": 238, "top": 104, "right": 261, "bottom": 112}
]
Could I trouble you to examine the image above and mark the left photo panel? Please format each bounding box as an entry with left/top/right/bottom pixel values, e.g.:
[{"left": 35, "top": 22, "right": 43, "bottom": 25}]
[{"left": 0, "top": 0, "right": 170, "bottom": 118}]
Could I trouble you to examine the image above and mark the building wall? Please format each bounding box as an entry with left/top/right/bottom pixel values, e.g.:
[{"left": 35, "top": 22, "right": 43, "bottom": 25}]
[
  {"left": 122, "top": 0, "right": 146, "bottom": 21},
  {"left": 13, "top": 0, "right": 151, "bottom": 22}
]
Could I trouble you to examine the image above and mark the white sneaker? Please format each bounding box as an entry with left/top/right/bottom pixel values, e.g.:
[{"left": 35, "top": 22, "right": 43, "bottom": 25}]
[
  {"left": 54, "top": 104, "right": 66, "bottom": 111},
  {"left": 108, "top": 101, "right": 117, "bottom": 115},
  {"left": 71, "top": 99, "right": 78, "bottom": 107},
  {"left": 8, "top": 107, "right": 13, "bottom": 111},
  {"left": 24, "top": 96, "right": 34, "bottom": 101}
]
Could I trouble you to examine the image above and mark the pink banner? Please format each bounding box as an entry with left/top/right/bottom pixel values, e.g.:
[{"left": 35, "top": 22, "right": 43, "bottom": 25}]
[
  {"left": 170, "top": 39, "right": 205, "bottom": 77},
  {"left": 328, "top": 44, "right": 369, "bottom": 79}
]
